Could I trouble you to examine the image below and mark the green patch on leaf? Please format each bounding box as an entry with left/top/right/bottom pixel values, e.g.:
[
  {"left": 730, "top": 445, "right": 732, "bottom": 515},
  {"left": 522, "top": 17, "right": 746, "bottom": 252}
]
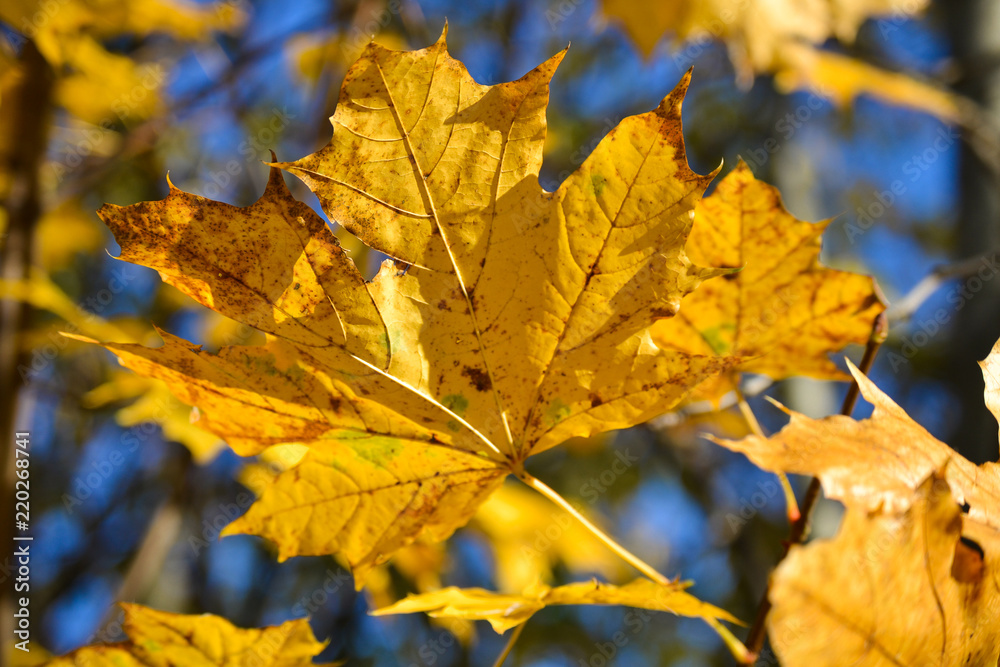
[
  {"left": 700, "top": 325, "right": 734, "bottom": 355},
  {"left": 591, "top": 173, "right": 606, "bottom": 197},
  {"left": 354, "top": 438, "right": 402, "bottom": 466},
  {"left": 545, "top": 399, "right": 571, "bottom": 428}
]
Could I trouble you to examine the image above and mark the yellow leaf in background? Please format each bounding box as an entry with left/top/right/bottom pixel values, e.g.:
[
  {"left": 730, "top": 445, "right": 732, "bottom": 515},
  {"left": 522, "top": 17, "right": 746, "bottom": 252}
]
[
  {"left": 42, "top": 603, "right": 326, "bottom": 666},
  {"left": 83, "top": 372, "right": 226, "bottom": 463},
  {"left": 373, "top": 578, "right": 740, "bottom": 634},
  {"left": 0, "top": 269, "right": 136, "bottom": 344},
  {"left": 473, "top": 481, "right": 626, "bottom": 592},
  {"left": 7, "top": 640, "right": 50, "bottom": 666},
  {"left": 601, "top": 0, "right": 926, "bottom": 71},
  {"left": 767, "top": 472, "right": 1000, "bottom": 666},
  {"left": 601, "top": 0, "right": 961, "bottom": 123},
  {"left": 1, "top": 0, "right": 242, "bottom": 122},
  {"left": 775, "top": 44, "right": 962, "bottom": 123},
  {"left": 87, "top": 29, "right": 737, "bottom": 598},
  {"left": 290, "top": 30, "right": 409, "bottom": 86},
  {"left": 51, "top": 34, "right": 162, "bottom": 124},
  {"left": 36, "top": 199, "right": 105, "bottom": 270},
  {"left": 651, "top": 161, "right": 885, "bottom": 401}
]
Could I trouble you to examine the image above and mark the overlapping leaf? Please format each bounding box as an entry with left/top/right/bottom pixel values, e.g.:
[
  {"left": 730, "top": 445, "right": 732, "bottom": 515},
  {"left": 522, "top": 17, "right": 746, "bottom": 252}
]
[
  {"left": 768, "top": 473, "right": 1000, "bottom": 666},
  {"left": 651, "top": 162, "right": 885, "bottom": 401},
  {"left": 372, "top": 578, "right": 740, "bottom": 634},
  {"left": 715, "top": 359, "right": 1000, "bottom": 525},
  {"left": 88, "top": 32, "right": 736, "bottom": 587},
  {"left": 716, "top": 340, "right": 1000, "bottom": 664},
  {"left": 42, "top": 603, "right": 326, "bottom": 666}
]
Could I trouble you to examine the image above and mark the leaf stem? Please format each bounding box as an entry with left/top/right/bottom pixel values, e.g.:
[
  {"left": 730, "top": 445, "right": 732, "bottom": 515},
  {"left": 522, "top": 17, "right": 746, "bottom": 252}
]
[
  {"left": 516, "top": 470, "right": 670, "bottom": 585},
  {"left": 743, "top": 312, "right": 888, "bottom": 660},
  {"left": 517, "top": 470, "right": 753, "bottom": 663},
  {"left": 735, "top": 391, "right": 800, "bottom": 523},
  {"left": 491, "top": 622, "right": 526, "bottom": 667}
]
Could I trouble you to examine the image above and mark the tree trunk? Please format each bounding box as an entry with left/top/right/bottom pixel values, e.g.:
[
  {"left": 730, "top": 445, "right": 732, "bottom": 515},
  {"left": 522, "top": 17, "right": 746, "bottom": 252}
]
[{"left": 944, "top": 0, "right": 1000, "bottom": 464}]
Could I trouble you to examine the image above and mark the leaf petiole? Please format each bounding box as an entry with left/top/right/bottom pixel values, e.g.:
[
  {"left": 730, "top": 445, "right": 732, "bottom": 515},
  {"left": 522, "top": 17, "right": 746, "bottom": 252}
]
[
  {"left": 491, "top": 622, "right": 526, "bottom": 667},
  {"left": 515, "top": 470, "right": 753, "bottom": 664},
  {"left": 736, "top": 391, "right": 800, "bottom": 523}
]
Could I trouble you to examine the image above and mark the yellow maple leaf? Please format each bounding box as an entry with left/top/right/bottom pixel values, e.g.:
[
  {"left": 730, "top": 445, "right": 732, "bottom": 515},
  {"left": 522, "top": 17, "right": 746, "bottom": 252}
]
[
  {"left": 767, "top": 472, "right": 1000, "bottom": 666},
  {"left": 85, "top": 29, "right": 736, "bottom": 585},
  {"left": 372, "top": 578, "right": 740, "bottom": 635},
  {"left": 42, "top": 603, "right": 326, "bottom": 666},
  {"left": 714, "top": 340, "right": 1000, "bottom": 664},
  {"left": 70, "top": 32, "right": 795, "bottom": 659},
  {"left": 774, "top": 43, "right": 963, "bottom": 123},
  {"left": 651, "top": 161, "right": 885, "bottom": 401}
]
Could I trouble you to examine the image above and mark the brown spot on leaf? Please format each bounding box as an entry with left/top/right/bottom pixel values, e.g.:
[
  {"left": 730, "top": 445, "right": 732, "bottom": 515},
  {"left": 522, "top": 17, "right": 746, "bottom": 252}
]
[
  {"left": 952, "top": 536, "right": 985, "bottom": 584},
  {"left": 462, "top": 366, "right": 491, "bottom": 392}
]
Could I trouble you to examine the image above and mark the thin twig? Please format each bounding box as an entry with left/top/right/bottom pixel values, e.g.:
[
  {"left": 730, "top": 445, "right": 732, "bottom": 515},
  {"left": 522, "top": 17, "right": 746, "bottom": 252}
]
[
  {"left": 491, "top": 622, "right": 526, "bottom": 667},
  {"left": 888, "top": 250, "right": 1000, "bottom": 322},
  {"left": 743, "top": 312, "right": 888, "bottom": 661}
]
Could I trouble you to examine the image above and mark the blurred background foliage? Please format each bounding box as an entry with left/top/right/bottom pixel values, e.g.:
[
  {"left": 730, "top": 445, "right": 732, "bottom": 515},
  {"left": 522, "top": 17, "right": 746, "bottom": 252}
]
[{"left": 1, "top": 0, "right": 998, "bottom": 665}]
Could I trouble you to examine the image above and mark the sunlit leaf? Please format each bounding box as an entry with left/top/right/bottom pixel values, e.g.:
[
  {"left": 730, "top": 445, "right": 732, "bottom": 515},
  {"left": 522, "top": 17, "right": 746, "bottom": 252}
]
[
  {"left": 42, "top": 603, "right": 326, "bottom": 666},
  {"left": 652, "top": 161, "right": 885, "bottom": 401}
]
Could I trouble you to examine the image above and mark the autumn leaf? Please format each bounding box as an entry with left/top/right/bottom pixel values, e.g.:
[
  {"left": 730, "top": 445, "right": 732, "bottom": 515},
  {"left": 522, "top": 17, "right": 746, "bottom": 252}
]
[
  {"left": 713, "top": 359, "right": 1000, "bottom": 526},
  {"left": 83, "top": 372, "right": 226, "bottom": 463},
  {"left": 774, "top": 43, "right": 963, "bottom": 123},
  {"left": 601, "top": 0, "right": 964, "bottom": 123},
  {"left": 42, "top": 603, "right": 326, "bottom": 666},
  {"left": 767, "top": 472, "right": 1000, "bottom": 666},
  {"left": 372, "top": 578, "right": 740, "bottom": 634},
  {"left": 715, "top": 340, "right": 1000, "bottom": 664},
  {"left": 85, "top": 30, "right": 736, "bottom": 596},
  {"left": 651, "top": 161, "right": 885, "bottom": 401},
  {"left": 1, "top": 0, "right": 242, "bottom": 123},
  {"left": 602, "top": 0, "right": 926, "bottom": 69}
]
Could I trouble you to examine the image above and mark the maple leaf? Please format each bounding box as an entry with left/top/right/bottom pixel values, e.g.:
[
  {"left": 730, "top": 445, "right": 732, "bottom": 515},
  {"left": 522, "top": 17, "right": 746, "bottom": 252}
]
[
  {"left": 767, "top": 472, "right": 1000, "bottom": 666},
  {"left": 651, "top": 161, "right": 885, "bottom": 401},
  {"left": 372, "top": 578, "right": 740, "bottom": 634},
  {"left": 42, "top": 603, "right": 326, "bottom": 666},
  {"left": 714, "top": 340, "right": 1000, "bottom": 664},
  {"left": 85, "top": 31, "right": 735, "bottom": 590}
]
